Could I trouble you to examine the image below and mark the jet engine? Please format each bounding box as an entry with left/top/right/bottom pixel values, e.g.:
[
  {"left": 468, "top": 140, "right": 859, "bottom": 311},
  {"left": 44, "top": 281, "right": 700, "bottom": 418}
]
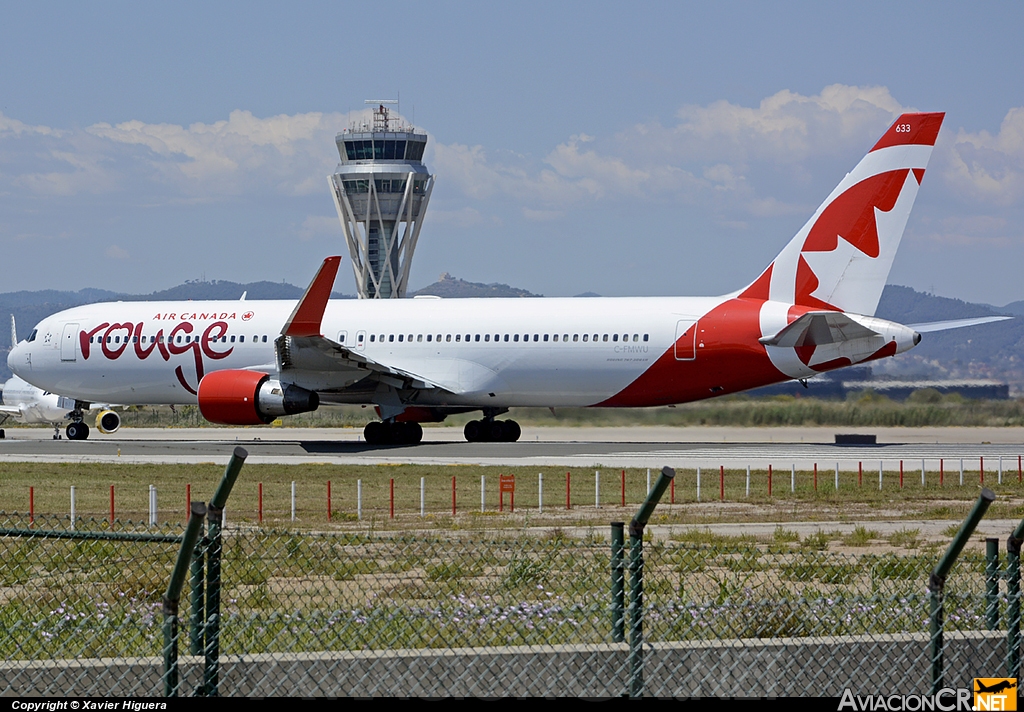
[
  {"left": 95, "top": 409, "right": 121, "bottom": 434},
  {"left": 197, "top": 370, "right": 319, "bottom": 425}
]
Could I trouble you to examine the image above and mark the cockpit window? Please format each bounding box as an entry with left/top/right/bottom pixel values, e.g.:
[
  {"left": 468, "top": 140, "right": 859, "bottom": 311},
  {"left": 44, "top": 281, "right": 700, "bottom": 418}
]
[{"left": 27, "top": 329, "right": 37, "bottom": 343}]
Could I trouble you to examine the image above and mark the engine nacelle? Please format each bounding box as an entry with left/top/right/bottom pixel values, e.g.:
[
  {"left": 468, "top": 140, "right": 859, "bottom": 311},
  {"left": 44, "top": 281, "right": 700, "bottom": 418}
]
[
  {"left": 197, "top": 370, "right": 319, "bottom": 425},
  {"left": 95, "top": 409, "right": 121, "bottom": 434}
]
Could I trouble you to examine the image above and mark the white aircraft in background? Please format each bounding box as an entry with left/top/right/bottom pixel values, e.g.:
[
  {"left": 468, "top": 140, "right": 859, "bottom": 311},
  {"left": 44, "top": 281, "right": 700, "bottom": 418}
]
[
  {"left": 2, "top": 316, "right": 120, "bottom": 439},
  {"left": 6, "top": 112, "right": 1009, "bottom": 444}
]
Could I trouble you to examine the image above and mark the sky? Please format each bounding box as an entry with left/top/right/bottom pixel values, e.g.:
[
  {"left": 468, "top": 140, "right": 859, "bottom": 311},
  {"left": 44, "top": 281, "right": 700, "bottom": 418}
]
[{"left": 0, "top": 2, "right": 1021, "bottom": 305}]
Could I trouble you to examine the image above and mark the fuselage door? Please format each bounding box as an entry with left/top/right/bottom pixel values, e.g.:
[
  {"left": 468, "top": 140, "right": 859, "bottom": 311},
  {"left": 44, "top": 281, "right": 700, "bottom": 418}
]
[
  {"left": 674, "top": 319, "right": 697, "bottom": 361},
  {"left": 60, "top": 323, "right": 79, "bottom": 362},
  {"left": 355, "top": 331, "right": 366, "bottom": 352}
]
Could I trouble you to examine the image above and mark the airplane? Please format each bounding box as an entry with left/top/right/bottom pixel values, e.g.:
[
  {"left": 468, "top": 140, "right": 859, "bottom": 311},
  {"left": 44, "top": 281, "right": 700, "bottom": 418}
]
[
  {"left": 6, "top": 112, "right": 1010, "bottom": 444},
  {"left": 2, "top": 316, "right": 121, "bottom": 439}
]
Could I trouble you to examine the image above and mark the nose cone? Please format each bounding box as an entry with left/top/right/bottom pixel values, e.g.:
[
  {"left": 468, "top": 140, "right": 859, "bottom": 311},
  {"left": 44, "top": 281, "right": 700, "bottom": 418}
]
[{"left": 7, "top": 341, "right": 25, "bottom": 377}]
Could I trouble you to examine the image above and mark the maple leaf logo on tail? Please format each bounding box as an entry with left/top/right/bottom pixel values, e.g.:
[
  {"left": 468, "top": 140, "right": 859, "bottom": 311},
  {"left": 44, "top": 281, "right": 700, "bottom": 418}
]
[{"left": 740, "top": 112, "right": 944, "bottom": 318}]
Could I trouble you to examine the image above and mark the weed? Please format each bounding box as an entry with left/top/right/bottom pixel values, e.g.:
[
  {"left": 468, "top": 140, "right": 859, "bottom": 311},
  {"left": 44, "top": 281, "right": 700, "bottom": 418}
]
[
  {"left": 802, "top": 531, "right": 830, "bottom": 551},
  {"left": 888, "top": 528, "right": 921, "bottom": 549},
  {"left": 773, "top": 527, "right": 799, "bottom": 543},
  {"left": 842, "top": 525, "right": 879, "bottom": 547}
]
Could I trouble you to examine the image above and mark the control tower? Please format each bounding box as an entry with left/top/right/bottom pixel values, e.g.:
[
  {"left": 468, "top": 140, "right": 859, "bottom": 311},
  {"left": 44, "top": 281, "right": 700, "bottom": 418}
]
[{"left": 329, "top": 101, "right": 434, "bottom": 298}]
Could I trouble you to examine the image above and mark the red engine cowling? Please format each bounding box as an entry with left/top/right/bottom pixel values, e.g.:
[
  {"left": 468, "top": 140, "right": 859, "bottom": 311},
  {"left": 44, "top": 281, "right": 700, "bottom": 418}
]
[{"left": 198, "top": 370, "right": 319, "bottom": 425}]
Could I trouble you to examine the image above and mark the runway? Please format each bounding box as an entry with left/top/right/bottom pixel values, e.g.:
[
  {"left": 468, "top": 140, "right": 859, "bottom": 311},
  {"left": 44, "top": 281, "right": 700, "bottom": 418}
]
[{"left": 1, "top": 426, "right": 1023, "bottom": 469}]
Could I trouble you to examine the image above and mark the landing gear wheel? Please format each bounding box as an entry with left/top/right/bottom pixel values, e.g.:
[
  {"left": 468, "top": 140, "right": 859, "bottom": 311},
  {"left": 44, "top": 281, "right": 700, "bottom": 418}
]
[
  {"left": 463, "top": 418, "right": 521, "bottom": 442},
  {"left": 364, "top": 421, "right": 423, "bottom": 445},
  {"left": 66, "top": 422, "right": 90, "bottom": 441},
  {"left": 502, "top": 420, "right": 521, "bottom": 442},
  {"left": 403, "top": 422, "right": 423, "bottom": 444},
  {"left": 464, "top": 420, "right": 483, "bottom": 442},
  {"left": 364, "top": 421, "right": 386, "bottom": 445}
]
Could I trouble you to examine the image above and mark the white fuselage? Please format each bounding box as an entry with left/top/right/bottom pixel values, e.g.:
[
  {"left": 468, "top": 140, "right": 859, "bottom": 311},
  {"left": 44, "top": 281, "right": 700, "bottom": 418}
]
[
  {"left": 7, "top": 296, "right": 717, "bottom": 407},
  {"left": 0, "top": 375, "right": 73, "bottom": 424}
]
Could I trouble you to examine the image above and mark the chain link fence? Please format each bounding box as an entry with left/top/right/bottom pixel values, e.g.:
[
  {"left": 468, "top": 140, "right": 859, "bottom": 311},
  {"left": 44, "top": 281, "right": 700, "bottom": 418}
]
[{"left": 0, "top": 507, "right": 1013, "bottom": 697}]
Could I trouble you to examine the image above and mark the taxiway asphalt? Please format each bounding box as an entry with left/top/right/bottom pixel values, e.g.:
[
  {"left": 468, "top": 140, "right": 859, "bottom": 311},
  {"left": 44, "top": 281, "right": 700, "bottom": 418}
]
[{"left": 1, "top": 426, "right": 1022, "bottom": 470}]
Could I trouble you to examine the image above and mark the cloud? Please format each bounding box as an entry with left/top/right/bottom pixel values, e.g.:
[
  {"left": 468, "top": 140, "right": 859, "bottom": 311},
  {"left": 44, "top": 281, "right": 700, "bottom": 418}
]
[
  {"left": 427, "top": 207, "right": 488, "bottom": 228},
  {"left": 521, "top": 208, "right": 564, "bottom": 222},
  {"left": 909, "top": 214, "right": 1018, "bottom": 248},
  {"left": 943, "top": 107, "right": 1024, "bottom": 205},
  {"left": 294, "top": 214, "right": 342, "bottom": 241},
  {"left": 429, "top": 84, "right": 908, "bottom": 217},
  {"left": 105, "top": 244, "right": 130, "bottom": 260}
]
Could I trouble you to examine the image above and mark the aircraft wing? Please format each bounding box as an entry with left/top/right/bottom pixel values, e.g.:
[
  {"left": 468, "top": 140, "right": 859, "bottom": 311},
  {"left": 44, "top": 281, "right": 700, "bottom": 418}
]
[
  {"left": 279, "top": 334, "right": 456, "bottom": 392},
  {"left": 759, "top": 311, "right": 880, "bottom": 348},
  {"left": 908, "top": 315, "right": 1012, "bottom": 333},
  {"left": 274, "top": 256, "right": 459, "bottom": 394}
]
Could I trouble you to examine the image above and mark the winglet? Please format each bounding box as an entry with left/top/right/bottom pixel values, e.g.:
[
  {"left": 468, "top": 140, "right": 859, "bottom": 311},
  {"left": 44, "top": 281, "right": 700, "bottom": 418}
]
[
  {"left": 281, "top": 256, "right": 342, "bottom": 337},
  {"left": 10, "top": 314, "right": 16, "bottom": 347}
]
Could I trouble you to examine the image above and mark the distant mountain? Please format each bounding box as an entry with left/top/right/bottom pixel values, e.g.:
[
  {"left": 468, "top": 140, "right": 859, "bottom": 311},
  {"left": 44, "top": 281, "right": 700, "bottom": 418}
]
[
  {"left": 874, "top": 285, "right": 1023, "bottom": 386},
  {"left": 998, "top": 300, "right": 1024, "bottom": 317},
  {"left": 411, "top": 273, "right": 541, "bottom": 298}
]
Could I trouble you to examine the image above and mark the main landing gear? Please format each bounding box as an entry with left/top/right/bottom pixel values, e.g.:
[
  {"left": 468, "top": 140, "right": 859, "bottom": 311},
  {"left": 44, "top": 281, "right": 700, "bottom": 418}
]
[
  {"left": 463, "top": 418, "right": 521, "bottom": 443},
  {"left": 65, "top": 421, "right": 90, "bottom": 441},
  {"left": 363, "top": 420, "right": 423, "bottom": 446}
]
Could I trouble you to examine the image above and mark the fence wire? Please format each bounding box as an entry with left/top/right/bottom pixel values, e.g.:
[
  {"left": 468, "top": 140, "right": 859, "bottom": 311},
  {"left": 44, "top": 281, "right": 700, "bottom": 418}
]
[{"left": 0, "top": 513, "right": 1011, "bottom": 697}]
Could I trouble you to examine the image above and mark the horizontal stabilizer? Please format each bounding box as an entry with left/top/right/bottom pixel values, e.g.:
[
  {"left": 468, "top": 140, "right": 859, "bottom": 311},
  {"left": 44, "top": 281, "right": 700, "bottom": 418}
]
[
  {"left": 759, "top": 311, "right": 880, "bottom": 348},
  {"left": 908, "top": 315, "right": 1012, "bottom": 333}
]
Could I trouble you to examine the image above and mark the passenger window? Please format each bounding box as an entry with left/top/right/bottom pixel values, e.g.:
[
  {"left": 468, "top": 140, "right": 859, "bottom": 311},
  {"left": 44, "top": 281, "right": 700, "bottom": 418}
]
[
  {"left": 398, "top": 335, "right": 404, "bottom": 342},
  {"left": 514, "top": 334, "right": 519, "bottom": 342},
  {"left": 643, "top": 334, "right": 649, "bottom": 341},
  {"left": 239, "top": 336, "right": 245, "bottom": 343},
  {"left": 573, "top": 335, "right": 579, "bottom": 342},
  {"left": 231, "top": 336, "right": 236, "bottom": 343},
  {"left": 603, "top": 334, "right": 608, "bottom": 342},
  {"left": 389, "top": 335, "right": 395, "bottom": 342},
  {"left": 543, "top": 334, "right": 549, "bottom": 342},
  {"left": 263, "top": 335, "right": 268, "bottom": 343},
  {"left": 612, "top": 334, "right": 618, "bottom": 342},
  {"left": 408, "top": 334, "right": 413, "bottom": 342},
  {"left": 475, "top": 334, "right": 480, "bottom": 342},
  {"left": 593, "top": 334, "right": 598, "bottom": 342},
  {"left": 417, "top": 335, "right": 423, "bottom": 342},
  {"left": 456, "top": 334, "right": 461, "bottom": 342},
  {"left": 504, "top": 334, "right": 509, "bottom": 342},
  {"left": 446, "top": 335, "right": 452, "bottom": 342},
  {"left": 552, "top": 334, "right": 558, "bottom": 342},
  {"left": 427, "top": 334, "right": 432, "bottom": 342},
  {"left": 484, "top": 334, "right": 490, "bottom": 342},
  {"left": 370, "top": 335, "right": 376, "bottom": 342},
  {"left": 583, "top": 334, "right": 588, "bottom": 342},
  {"left": 465, "top": 334, "right": 471, "bottom": 341}
]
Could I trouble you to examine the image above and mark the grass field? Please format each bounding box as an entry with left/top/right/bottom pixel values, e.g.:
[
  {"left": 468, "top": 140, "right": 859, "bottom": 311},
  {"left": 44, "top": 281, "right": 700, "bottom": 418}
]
[{"left": 2, "top": 460, "right": 1023, "bottom": 530}]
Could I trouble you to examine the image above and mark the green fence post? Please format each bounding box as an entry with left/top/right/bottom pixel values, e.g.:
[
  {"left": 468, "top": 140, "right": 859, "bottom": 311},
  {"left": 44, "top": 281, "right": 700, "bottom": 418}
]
[
  {"left": 627, "top": 466, "right": 674, "bottom": 699},
  {"left": 202, "top": 446, "right": 247, "bottom": 698},
  {"left": 611, "top": 522, "right": 625, "bottom": 643},
  {"left": 929, "top": 488, "right": 995, "bottom": 694},
  {"left": 189, "top": 538, "right": 206, "bottom": 656},
  {"left": 163, "top": 501, "right": 207, "bottom": 697},
  {"left": 1005, "top": 514, "right": 1024, "bottom": 678},
  {"left": 986, "top": 537, "right": 1000, "bottom": 630}
]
